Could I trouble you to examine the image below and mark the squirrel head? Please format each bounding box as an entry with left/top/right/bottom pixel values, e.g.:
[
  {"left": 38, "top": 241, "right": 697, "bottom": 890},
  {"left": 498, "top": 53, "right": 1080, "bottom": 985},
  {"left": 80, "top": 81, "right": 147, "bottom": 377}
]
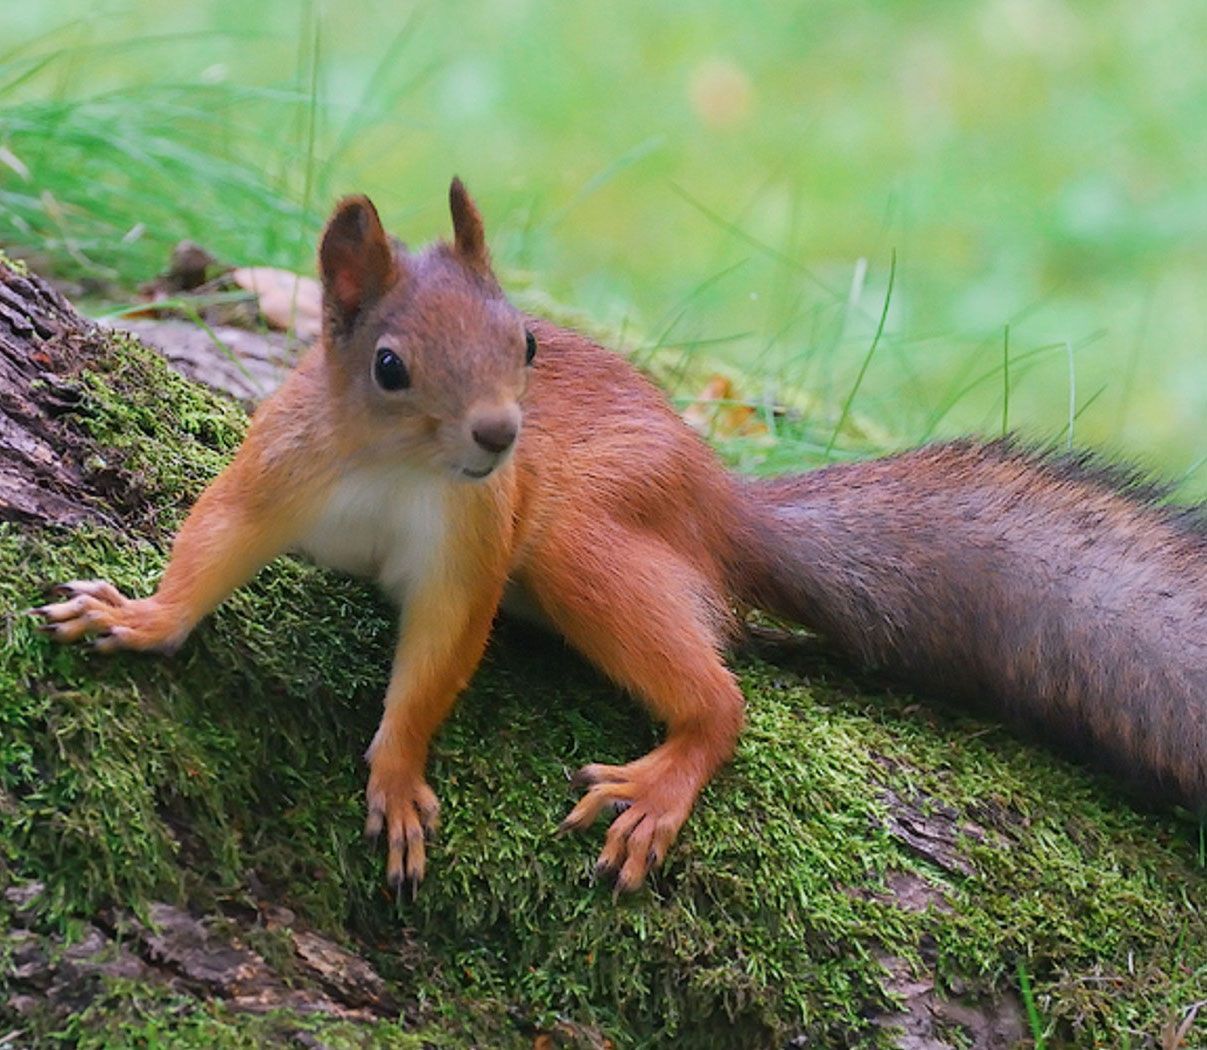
[{"left": 317, "top": 179, "right": 533, "bottom": 482}]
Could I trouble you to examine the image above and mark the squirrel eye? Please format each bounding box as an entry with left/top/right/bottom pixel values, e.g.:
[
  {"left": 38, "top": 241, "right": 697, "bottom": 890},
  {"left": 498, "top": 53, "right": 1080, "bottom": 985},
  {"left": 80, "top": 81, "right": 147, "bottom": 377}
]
[
  {"left": 373, "top": 347, "right": 410, "bottom": 391},
  {"left": 524, "top": 329, "right": 537, "bottom": 366}
]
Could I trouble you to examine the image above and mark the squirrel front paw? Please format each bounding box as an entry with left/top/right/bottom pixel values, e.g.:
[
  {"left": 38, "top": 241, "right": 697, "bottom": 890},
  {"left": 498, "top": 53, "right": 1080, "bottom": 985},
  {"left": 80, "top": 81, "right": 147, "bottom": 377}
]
[
  {"left": 364, "top": 755, "right": 440, "bottom": 896},
  {"left": 31, "top": 580, "right": 186, "bottom": 653}
]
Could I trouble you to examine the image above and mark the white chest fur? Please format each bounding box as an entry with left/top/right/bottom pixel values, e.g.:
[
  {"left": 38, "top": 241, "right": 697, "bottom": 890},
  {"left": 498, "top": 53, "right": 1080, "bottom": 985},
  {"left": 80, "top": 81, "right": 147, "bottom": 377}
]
[{"left": 296, "top": 464, "right": 450, "bottom": 605}]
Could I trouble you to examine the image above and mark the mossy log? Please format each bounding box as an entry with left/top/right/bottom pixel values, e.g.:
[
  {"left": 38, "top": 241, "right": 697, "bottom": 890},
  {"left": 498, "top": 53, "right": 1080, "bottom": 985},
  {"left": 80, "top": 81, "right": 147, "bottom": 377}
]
[{"left": 0, "top": 257, "right": 1204, "bottom": 1048}]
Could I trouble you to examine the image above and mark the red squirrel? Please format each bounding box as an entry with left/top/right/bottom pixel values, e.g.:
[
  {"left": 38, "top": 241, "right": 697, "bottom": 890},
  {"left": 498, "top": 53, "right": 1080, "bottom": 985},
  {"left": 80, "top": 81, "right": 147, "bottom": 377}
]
[{"left": 35, "top": 181, "right": 1207, "bottom": 893}]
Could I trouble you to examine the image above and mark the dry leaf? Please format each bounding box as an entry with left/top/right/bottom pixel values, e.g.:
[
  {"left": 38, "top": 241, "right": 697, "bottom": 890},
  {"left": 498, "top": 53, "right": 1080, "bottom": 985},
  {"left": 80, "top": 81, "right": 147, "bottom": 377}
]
[
  {"left": 681, "top": 374, "right": 768, "bottom": 439},
  {"left": 232, "top": 266, "right": 322, "bottom": 341}
]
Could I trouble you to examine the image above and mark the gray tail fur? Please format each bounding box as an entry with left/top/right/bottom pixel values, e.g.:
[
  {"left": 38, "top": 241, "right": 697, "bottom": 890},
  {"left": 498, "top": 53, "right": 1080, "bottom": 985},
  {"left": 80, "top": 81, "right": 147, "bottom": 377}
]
[{"left": 730, "top": 439, "right": 1207, "bottom": 808}]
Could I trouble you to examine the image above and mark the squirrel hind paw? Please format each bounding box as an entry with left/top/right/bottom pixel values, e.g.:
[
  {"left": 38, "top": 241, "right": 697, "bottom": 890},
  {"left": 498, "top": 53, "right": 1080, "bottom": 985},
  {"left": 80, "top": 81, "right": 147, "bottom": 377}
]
[{"left": 564, "top": 757, "right": 696, "bottom": 894}]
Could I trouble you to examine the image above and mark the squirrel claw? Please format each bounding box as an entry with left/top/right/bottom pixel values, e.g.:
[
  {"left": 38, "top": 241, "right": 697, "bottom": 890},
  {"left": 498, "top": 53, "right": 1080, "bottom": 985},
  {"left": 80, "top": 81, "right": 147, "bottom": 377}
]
[
  {"left": 613, "top": 871, "right": 641, "bottom": 899},
  {"left": 387, "top": 868, "right": 419, "bottom": 903},
  {"left": 593, "top": 856, "right": 618, "bottom": 880},
  {"left": 570, "top": 766, "right": 597, "bottom": 789}
]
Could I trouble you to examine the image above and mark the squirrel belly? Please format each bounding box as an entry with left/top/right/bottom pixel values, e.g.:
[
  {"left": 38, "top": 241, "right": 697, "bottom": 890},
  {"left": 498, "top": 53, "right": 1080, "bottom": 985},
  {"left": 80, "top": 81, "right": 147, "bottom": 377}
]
[{"left": 294, "top": 460, "right": 454, "bottom": 606}]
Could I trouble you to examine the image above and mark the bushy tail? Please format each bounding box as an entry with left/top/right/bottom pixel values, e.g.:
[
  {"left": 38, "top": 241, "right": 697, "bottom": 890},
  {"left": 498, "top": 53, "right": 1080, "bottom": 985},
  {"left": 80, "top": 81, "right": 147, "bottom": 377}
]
[{"left": 730, "top": 440, "right": 1207, "bottom": 808}]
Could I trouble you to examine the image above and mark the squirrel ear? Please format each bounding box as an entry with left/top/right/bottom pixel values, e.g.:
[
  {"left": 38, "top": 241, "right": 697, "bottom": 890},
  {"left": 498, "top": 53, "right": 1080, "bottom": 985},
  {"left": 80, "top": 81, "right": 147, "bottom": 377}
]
[
  {"left": 319, "top": 195, "right": 396, "bottom": 332},
  {"left": 449, "top": 177, "right": 489, "bottom": 271}
]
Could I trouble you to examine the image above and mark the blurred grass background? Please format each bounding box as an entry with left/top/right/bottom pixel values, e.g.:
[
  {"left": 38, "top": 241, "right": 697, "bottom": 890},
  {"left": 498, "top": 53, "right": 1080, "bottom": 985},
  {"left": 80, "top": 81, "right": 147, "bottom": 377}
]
[{"left": 1, "top": 0, "right": 1204, "bottom": 493}]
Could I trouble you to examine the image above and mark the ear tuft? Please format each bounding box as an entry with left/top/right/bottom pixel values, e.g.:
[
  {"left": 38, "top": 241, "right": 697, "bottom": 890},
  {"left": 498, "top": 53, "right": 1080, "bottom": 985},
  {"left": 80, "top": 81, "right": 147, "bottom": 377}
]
[
  {"left": 319, "top": 195, "right": 396, "bottom": 332},
  {"left": 449, "top": 177, "right": 489, "bottom": 271}
]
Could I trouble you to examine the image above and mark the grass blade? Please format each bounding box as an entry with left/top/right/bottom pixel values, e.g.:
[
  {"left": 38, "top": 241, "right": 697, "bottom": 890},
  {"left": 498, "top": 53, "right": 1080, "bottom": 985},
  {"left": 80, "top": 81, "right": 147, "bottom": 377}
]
[{"left": 824, "top": 248, "right": 895, "bottom": 459}]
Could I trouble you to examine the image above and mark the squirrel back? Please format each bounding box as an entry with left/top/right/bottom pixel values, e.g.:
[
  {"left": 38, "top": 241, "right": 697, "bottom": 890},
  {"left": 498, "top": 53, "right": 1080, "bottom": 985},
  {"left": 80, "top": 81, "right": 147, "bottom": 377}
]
[{"left": 729, "top": 440, "right": 1207, "bottom": 807}]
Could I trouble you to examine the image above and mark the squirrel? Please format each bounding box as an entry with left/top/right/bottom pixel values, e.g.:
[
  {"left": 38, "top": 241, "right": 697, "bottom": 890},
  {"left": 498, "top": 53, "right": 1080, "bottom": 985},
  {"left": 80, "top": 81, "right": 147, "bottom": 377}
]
[{"left": 34, "top": 179, "right": 1207, "bottom": 894}]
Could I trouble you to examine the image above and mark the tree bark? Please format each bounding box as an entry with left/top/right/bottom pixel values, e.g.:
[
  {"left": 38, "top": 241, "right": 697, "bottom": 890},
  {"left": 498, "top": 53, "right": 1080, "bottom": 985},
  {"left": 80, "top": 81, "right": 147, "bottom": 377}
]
[{"left": 0, "top": 258, "right": 115, "bottom": 529}]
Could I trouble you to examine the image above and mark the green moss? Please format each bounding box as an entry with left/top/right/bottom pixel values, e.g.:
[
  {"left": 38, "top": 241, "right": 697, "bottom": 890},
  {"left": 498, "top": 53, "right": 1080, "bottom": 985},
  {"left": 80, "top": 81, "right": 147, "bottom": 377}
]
[
  {"left": 0, "top": 248, "right": 29, "bottom": 276},
  {"left": 69, "top": 333, "right": 249, "bottom": 532},
  {"left": 37, "top": 980, "right": 431, "bottom": 1049},
  {"left": 2, "top": 328, "right": 1205, "bottom": 1047}
]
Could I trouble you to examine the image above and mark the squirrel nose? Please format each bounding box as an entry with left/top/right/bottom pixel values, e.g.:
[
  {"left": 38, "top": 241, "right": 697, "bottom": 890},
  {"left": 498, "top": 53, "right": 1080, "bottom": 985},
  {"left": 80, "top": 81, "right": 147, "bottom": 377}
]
[{"left": 471, "top": 415, "right": 518, "bottom": 455}]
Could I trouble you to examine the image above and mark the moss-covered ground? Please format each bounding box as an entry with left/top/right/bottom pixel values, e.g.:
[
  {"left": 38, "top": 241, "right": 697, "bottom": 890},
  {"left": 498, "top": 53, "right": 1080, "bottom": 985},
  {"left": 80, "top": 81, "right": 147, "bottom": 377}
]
[{"left": 2, "top": 334, "right": 1204, "bottom": 1048}]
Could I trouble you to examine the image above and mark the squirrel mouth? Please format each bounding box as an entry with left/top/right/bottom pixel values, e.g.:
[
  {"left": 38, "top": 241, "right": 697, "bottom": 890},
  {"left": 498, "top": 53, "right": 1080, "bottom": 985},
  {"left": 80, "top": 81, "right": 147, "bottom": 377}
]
[{"left": 461, "top": 465, "right": 494, "bottom": 480}]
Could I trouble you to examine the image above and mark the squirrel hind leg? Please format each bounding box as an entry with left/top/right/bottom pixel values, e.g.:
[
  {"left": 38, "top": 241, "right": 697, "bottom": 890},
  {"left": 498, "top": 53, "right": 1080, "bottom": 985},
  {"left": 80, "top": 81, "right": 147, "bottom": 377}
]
[{"left": 524, "top": 525, "right": 745, "bottom": 892}]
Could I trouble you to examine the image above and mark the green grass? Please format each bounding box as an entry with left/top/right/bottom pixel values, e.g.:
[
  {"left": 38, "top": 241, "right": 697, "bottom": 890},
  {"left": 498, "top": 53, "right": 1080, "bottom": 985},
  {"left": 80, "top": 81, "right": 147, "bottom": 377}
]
[
  {"left": 1, "top": 2, "right": 1205, "bottom": 496},
  {"left": 1018, "top": 959, "right": 1049, "bottom": 1049}
]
